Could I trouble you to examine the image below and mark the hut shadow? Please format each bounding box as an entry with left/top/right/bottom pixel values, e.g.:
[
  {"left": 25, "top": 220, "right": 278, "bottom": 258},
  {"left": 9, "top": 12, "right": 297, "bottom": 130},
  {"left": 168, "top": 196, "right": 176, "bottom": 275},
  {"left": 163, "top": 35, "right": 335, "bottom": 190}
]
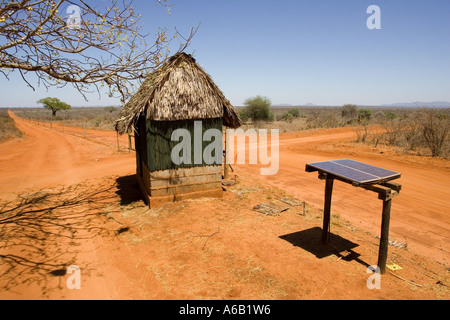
[
  {"left": 115, "top": 175, "right": 144, "bottom": 206},
  {"left": 279, "top": 227, "right": 369, "bottom": 267}
]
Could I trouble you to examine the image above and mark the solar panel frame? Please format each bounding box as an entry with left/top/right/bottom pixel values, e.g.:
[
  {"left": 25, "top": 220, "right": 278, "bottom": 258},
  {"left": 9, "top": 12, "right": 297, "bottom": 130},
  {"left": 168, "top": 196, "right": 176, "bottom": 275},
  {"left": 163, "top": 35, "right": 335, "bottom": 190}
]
[{"left": 305, "top": 159, "right": 401, "bottom": 185}]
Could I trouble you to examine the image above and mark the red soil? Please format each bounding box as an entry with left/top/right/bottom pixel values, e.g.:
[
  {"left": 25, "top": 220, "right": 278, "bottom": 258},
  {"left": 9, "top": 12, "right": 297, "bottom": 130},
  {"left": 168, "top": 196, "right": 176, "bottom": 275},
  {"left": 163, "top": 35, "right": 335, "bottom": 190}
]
[{"left": 0, "top": 111, "right": 448, "bottom": 300}]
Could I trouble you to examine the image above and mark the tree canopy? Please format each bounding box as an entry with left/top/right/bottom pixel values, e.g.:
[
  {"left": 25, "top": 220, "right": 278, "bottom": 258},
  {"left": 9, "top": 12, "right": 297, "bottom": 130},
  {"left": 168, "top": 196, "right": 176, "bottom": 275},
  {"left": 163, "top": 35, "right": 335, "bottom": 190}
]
[
  {"left": 0, "top": 0, "right": 196, "bottom": 103},
  {"left": 242, "top": 95, "right": 273, "bottom": 121},
  {"left": 37, "top": 97, "right": 71, "bottom": 116}
]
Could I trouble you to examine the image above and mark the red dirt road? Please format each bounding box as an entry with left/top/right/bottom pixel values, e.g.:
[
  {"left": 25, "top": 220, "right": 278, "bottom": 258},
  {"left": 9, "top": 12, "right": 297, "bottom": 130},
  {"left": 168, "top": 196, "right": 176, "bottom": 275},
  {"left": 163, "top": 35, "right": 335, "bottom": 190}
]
[
  {"left": 0, "top": 112, "right": 448, "bottom": 300},
  {"left": 0, "top": 111, "right": 134, "bottom": 200}
]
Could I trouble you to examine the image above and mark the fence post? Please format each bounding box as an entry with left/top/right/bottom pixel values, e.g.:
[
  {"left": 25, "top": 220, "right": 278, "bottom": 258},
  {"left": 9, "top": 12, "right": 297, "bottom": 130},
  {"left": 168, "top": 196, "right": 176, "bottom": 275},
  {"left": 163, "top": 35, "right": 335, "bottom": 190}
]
[
  {"left": 224, "top": 129, "right": 230, "bottom": 179},
  {"left": 128, "top": 132, "right": 132, "bottom": 152},
  {"left": 117, "top": 131, "right": 120, "bottom": 152}
]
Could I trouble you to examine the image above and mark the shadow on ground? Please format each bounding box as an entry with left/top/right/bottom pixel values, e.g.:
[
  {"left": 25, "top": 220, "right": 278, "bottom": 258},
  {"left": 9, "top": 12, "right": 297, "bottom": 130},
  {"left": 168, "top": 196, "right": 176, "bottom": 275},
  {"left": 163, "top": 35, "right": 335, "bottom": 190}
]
[
  {"left": 280, "top": 227, "right": 370, "bottom": 267},
  {"left": 0, "top": 181, "right": 122, "bottom": 297},
  {"left": 115, "top": 174, "right": 144, "bottom": 206}
]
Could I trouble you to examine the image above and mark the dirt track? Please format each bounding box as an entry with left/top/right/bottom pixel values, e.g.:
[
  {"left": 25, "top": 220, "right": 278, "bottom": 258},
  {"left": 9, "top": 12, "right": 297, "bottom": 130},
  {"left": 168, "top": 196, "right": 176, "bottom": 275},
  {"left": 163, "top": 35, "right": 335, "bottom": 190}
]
[{"left": 0, "top": 112, "right": 448, "bottom": 299}]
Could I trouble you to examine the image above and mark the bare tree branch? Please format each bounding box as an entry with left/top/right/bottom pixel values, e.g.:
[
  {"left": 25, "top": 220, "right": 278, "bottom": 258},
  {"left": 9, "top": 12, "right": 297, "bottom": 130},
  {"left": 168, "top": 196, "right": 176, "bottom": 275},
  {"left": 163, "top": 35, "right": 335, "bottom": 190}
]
[{"left": 0, "top": 0, "right": 194, "bottom": 103}]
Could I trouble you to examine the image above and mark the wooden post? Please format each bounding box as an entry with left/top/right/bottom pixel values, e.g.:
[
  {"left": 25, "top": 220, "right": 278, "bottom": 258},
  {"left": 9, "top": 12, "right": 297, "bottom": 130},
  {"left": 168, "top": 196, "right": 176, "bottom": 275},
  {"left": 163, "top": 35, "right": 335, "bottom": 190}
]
[
  {"left": 128, "top": 132, "right": 132, "bottom": 153},
  {"left": 377, "top": 198, "right": 392, "bottom": 274},
  {"left": 117, "top": 131, "right": 120, "bottom": 152},
  {"left": 321, "top": 176, "right": 334, "bottom": 244},
  {"left": 83, "top": 120, "right": 86, "bottom": 138},
  {"left": 224, "top": 129, "right": 230, "bottom": 179}
]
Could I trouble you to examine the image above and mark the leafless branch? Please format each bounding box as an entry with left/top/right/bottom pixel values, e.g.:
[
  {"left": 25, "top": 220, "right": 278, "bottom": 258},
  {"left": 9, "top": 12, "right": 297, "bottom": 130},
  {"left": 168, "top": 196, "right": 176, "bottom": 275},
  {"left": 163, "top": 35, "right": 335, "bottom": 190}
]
[{"left": 0, "top": 0, "right": 193, "bottom": 103}]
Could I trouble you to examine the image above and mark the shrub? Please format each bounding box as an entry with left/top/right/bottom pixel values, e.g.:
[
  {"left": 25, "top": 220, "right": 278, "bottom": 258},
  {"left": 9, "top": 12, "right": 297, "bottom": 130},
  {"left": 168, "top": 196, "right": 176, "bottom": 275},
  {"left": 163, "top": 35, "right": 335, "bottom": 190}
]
[
  {"left": 281, "top": 112, "right": 294, "bottom": 122},
  {"left": 357, "top": 109, "right": 372, "bottom": 124},
  {"left": 287, "top": 108, "right": 300, "bottom": 118},
  {"left": 242, "top": 95, "right": 272, "bottom": 121},
  {"left": 104, "top": 106, "right": 117, "bottom": 113},
  {"left": 341, "top": 104, "right": 358, "bottom": 123},
  {"left": 0, "top": 110, "right": 22, "bottom": 141},
  {"left": 93, "top": 116, "right": 103, "bottom": 127},
  {"left": 238, "top": 108, "right": 249, "bottom": 122},
  {"left": 419, "top": 108, "right": 449, "bottom": 157}
]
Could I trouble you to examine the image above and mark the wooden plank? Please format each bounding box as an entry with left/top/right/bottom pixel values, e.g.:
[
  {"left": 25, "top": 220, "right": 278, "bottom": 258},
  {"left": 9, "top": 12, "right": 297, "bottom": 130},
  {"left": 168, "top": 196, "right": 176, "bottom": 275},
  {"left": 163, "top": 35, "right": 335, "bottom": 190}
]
[
  {"left": 381, "top": 181, "right": 402, "bottom": 192},
  {"left": 150, "top": 172, "right": 222, "bottom": 188},
  {"left": 148, "top": 188, "right": 223, "bottom": 208},
  {"left": 253, "top": 202, "right": 289, "bottom": 216},
  {"left": 149, "top": 181, "right": 222, "bottom": 197},
  {"left": 149, "top": 165, "right": 222, "bottom": 179}
]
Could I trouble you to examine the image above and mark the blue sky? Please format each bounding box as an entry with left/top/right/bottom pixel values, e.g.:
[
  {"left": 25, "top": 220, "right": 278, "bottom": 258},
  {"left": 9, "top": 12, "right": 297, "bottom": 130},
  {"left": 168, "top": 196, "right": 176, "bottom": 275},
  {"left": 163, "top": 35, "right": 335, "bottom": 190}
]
[{"left": 1, "top": 0, "right": 449, "bottom": 107}]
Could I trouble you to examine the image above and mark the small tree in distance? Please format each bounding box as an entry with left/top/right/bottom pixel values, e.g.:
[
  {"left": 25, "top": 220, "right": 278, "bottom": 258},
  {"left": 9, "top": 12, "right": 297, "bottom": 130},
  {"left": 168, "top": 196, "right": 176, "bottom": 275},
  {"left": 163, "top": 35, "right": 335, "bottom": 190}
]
[
  {"left": 242, "top": 95, "right": 273, "bottom": 122},
  {"left": 37, "top": 97, "right": 71, "bottom": 117},
  {"left": 420, "top": 108, "right": 449, "bottom": 157},
  {"left": 341, "top": 104, "right": 358, "bottom": 124}
]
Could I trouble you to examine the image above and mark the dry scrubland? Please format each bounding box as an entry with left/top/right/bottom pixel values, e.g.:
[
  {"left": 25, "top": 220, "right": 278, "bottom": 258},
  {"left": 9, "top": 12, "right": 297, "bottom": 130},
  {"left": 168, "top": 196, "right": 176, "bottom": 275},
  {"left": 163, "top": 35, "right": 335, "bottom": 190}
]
[
  {"left": 0, "top": 109, "right": 22, "bottom": 141},
  {"left": 13, "top": 106, "right": 121, "bottom": 131},
  {"left": 10, "top": 105, "right": 450, "bottom": 159}
]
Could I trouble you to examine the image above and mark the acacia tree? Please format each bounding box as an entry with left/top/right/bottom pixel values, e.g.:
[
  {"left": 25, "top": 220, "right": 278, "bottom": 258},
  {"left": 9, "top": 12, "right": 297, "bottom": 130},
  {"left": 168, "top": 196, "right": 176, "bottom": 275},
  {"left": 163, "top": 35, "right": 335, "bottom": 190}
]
[
  {"left": 37, "top": 97, "right": 70, "bottom": 116},
  {"left": 0, "top": 0, "right": 196, "bottom": 103}
]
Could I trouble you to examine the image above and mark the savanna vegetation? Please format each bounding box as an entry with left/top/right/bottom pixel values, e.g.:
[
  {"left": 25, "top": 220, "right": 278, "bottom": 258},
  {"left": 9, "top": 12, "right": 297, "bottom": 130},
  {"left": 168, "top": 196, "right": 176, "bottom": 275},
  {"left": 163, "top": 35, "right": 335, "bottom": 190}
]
[
  {"left": 9, "top": 101, "right": 450, "bottom": 158},
  {"left": 0, "top": 109, "right": 22, "bottom": 141},
  {"left": 238, "top": 100, "right": 450, "bottom": 158},
  {"left": 13, "top": 106, "right": 121, "bottom": 131}
]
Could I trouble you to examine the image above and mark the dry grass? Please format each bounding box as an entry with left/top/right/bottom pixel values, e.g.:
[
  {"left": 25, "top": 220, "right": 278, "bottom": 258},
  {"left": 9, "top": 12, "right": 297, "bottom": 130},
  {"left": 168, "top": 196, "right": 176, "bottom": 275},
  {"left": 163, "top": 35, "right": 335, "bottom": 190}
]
[
  {"left": 13, "top": 107, "right": 122, "bottom": 131},
  {"left": 0, "top": 109, "right": 22, "bottom": 141}
]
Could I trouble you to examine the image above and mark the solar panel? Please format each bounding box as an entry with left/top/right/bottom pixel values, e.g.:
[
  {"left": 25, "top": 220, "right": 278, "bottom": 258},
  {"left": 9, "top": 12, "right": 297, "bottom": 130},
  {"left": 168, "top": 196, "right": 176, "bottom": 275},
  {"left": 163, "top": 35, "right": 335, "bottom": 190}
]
[{"left": 305, "top": 159, "right": 401, "bottom": 185}]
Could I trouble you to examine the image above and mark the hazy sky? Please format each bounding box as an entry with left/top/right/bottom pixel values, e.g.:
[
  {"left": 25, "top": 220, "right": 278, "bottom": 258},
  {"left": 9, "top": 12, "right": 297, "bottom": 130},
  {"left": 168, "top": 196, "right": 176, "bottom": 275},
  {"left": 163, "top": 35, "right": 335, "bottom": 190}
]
[{"left": 1, "top": 0, "right": 449, "bottom": 107}]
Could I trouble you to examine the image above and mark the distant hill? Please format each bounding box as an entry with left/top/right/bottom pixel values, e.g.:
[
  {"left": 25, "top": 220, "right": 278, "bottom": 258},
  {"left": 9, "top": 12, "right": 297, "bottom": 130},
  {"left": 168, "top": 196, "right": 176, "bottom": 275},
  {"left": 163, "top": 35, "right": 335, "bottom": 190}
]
[
  {"left": 380, "top": 101, "right": 450, "bottom": 108},
  {"left": 270, "top": 101, "right": 450, "bottom": 108},
  {"left": 272, "top": 103, "right": 293, "bottom": 108}
]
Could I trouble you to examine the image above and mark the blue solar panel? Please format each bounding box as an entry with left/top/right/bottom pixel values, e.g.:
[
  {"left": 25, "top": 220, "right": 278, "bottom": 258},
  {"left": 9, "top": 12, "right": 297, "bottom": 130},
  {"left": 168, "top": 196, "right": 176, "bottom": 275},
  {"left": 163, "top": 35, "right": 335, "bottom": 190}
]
[{"left": 306, "top": 159, "right": 401, "bottom": 185}]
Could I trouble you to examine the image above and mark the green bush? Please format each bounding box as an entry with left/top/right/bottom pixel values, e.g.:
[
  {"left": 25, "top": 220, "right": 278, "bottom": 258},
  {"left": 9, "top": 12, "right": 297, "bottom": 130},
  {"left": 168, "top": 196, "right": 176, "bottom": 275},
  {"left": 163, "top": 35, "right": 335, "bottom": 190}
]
[
  {"left": 281, "top": 112, "right": 294, "bottom": 122},
  {"left": 357, "top": 109, "right": 372, "bottom": 123},
  {"left": 242, "top": 95, "right": 272, "bottom": 121},
  {"left": 287, "top": 108, "right": 300, "bottom": 118},
  {"left": 93, "top": 116, "right": 103, "bottom": 127},
  {"left": 238, "top": 108, "right": 249, "bottom": 122}
]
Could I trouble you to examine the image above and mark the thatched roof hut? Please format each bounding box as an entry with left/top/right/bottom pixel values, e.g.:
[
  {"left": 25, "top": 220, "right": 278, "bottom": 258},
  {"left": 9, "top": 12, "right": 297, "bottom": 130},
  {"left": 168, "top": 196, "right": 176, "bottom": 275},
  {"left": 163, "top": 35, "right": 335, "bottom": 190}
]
[
  {"left": 114, "top": 52, "right": 241, "bottom": 208},
  {"left": 115, "top": 52, "right": 241, "bottom": 134}
]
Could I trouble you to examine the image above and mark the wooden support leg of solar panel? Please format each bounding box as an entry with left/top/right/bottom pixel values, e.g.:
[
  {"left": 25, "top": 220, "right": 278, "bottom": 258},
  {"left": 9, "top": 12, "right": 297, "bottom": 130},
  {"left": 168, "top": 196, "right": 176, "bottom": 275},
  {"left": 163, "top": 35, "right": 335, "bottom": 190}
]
[
  {"left": 316, "top": 172, "right": 401, "bottom": 275},
  {"left": 363, "top": 181, "right": 401, "bottom": 274}
]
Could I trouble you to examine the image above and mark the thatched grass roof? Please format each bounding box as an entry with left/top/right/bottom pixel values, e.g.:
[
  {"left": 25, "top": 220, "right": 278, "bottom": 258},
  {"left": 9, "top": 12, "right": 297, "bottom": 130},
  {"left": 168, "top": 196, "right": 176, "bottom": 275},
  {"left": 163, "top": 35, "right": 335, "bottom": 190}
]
[{"left": 115, "top": 52, "right": 241, "bottom": 134}]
